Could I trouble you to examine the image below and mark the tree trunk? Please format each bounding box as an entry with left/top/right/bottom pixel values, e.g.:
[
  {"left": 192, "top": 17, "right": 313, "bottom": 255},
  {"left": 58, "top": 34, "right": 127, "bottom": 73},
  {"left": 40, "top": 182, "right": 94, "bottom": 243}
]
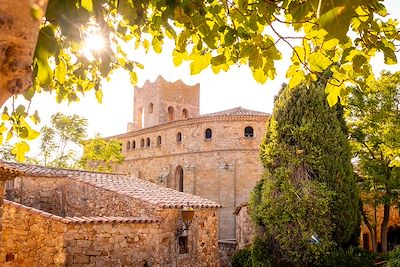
[
  {"left": 381, "top": 203, "right": 390, "bottom": 253},
  {"left": 0, "top": 0, "right": 48, "bottom": 107},
  {"left": 360, "top": 200, "right": 377, "bottom": 252}
]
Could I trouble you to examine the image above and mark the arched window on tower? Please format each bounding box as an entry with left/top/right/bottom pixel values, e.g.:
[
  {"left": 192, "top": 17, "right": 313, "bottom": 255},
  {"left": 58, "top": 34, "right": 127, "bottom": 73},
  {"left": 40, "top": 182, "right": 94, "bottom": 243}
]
[
  {"left": 182, "top": 108, "right": 189, "bottom": 118},
  {"left": 168, "top": 106, "right": 175, "bottom": 122},
  {"left": 148, "top": 103, "right": 154, "bottom": 113},
  {"left": 205, "top": 128, "right": 212, "bottom": 140},
  {"left": 132, "top": 140, "right": 136, "bottom": 149},
  {"left": 146, "top": 137, "right": 151, "bottom": 147},
  {"left": 176, "top": 166, "right": 184, "bottom": 192},
  {"left": 156, "top": 135, "right": 162, "bottom": 145},
  {"left": 176, "top": 132, "right": 182, "bottom": 143},
  {"left": 244, "top": 126, "right": 254, "bottom": 138},
  {"left": 140, "top": 138, "right": 145, "bottom": 148},
  {"left": 126, "top": 141, "right": 131, "bottom": 150}
]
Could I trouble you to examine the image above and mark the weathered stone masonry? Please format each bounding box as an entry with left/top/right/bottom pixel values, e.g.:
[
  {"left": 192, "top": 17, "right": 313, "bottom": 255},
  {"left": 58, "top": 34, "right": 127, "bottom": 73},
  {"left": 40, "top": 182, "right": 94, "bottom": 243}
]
[
  {"left": 109, "top": 76, "right": 270, "bottom": 240},
  {"left": 1, "top": 161, "right": 221, "bottom": 266}
]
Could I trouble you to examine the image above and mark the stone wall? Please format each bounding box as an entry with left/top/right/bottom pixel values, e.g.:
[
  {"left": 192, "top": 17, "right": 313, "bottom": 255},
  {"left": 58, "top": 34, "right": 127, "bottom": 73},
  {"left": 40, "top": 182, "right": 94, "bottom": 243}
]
[
  {"left": 0, "top": 201, "right": 66, "bottom": 266},
  {"left": 235, "top": 203, "right": 255, "bottom": 250},
  {"left": 1, "top": 201, "right": 220, "bottom": 266},
  {"left": 8, "top": 176, "right": 157, "bottom": 218},
  {"left": 114, "top": 117, "right": 267, "bottom": 239},
  {"left": 218, "top": 240, "right": 236, "bottom": 267}
]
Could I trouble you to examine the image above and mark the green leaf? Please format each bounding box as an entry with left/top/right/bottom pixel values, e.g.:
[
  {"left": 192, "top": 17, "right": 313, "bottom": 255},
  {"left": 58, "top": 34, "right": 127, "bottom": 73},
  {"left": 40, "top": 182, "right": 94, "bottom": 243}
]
[
  {"left": 382, "top": 47, "right": 397, "bottom": 65},
  {"left": 210, "top": 55, "right": 226, "bottom": 66},
  {"left": 81, "top": 0, "right": 93, "bottom": 12},
  {"left": 23, "top": 87, "right": 36, "bottom": 101},
  {"left": 323, "top": 39, "right": 339, "bottom": 50},
  {"left": 55, "top": 59, "right": 67, "bottom": 84},
  {"left": 95, "top": 89, "right": 103, "bottom": 104},
  {"left": 11, "top": 141, "right": 30, "bottom": 162},
  {"left": 325, "top": 82, "right": 342, "bottom": 107},
  {"left": 309, "top": 52, "right": 332, "bottom": 72},
  {"left": 288, "top": 70, "right": 304, "bottom": 89},
  {"left": 319, "top": 5, "right": 353, "bottom": 42},
  {"left": 190, "top": 53, "right": 212, "bottom": 75},
  {"left": 252, "top": 68, "right": 267, "bottom": 84},
  {"left": 30, "top": 110, "right": 41, "bottom": 124},
  {"left": 352, "top": 54, "right": 367, "bottom": 73}
]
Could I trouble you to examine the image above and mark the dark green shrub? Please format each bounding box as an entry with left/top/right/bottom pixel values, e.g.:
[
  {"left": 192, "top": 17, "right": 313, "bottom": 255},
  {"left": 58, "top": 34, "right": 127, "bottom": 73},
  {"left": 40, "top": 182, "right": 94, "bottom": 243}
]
[
  {"left": 317, "top": 247, "right": 375, "bottom": 267},
  {"left": 386, "top": 246, "right": 400, "bottom": 267},
  {"left": 251, "top": 237, "right": 273, "bottom": 267},
  {"left": 231, "top": 246, "right": 252, "bottom": 267},
  {"left": 250, "top": 80, "right": 360, "bottom": 265}
]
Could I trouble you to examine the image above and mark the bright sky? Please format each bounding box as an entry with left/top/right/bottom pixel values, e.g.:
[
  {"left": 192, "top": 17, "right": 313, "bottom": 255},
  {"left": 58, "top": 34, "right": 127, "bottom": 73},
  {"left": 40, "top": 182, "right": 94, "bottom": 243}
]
[{"left": 5, "top": 0, "right": 400, "bottom": 141}]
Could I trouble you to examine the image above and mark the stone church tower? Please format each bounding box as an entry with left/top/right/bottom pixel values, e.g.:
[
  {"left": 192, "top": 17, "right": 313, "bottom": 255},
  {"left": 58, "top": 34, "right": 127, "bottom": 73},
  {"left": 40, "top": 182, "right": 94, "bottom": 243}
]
[
  {"left": 112, "top": 77, "right": 269, "bottom": 240},
  {"left": 129, "top": 76, "right": 200, "bottom": 131}
]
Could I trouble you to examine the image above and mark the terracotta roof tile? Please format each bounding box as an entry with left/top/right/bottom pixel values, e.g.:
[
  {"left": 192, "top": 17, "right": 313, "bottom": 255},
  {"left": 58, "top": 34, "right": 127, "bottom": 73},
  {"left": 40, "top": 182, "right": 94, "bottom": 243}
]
[
  {"left": 3, "top": 200, "right": 159, "bottom": 224},
  {"left": 0, "top": 161, "right": 221, "bottom": 209},
  {"left": 201, "top": 107, "right": 269, "bottom": 117}
]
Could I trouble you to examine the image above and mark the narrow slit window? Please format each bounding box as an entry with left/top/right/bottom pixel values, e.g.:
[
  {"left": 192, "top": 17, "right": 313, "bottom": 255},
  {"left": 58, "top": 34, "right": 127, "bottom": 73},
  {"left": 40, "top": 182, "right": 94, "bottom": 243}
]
[
  {"left": 176, "top": 132, "right": 182, "bottom": 143},
  {"left": 157, "top": 136, "right": 162, "bottom": 145},
  {"left": 126, "top": 141, "right": 131, "bottom": 150}
]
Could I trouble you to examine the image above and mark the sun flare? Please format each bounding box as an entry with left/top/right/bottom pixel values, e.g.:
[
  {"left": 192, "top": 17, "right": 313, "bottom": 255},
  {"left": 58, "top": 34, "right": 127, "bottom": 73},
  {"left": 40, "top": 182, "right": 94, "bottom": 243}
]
[{"left": 82, "top": 26, "right": 106, "bottom": 60}]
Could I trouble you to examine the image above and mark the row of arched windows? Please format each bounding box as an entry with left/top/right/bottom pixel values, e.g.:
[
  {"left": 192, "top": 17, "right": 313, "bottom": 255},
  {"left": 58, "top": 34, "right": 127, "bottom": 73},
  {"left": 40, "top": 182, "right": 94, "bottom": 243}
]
[
  {"left": 144, "top": 103, "right": 189, "bottom": 121},
  {"left": 126, "top": 135, "right": 163, "bottom": 150},
  {"left": 125, "top": 126, "right": 254, "bottom": 151},
  {"left": 204, "top": 126, "right": 254, "bottom": 140},
  {"left": 168, "top": 106, "right": 189, "bottom": 122}
]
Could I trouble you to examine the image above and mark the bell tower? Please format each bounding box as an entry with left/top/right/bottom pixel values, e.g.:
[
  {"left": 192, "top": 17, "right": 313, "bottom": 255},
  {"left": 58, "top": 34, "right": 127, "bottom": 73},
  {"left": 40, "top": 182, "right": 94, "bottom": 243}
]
[{"left": 128, "top": 76, "right": 200, "bottom": 131}]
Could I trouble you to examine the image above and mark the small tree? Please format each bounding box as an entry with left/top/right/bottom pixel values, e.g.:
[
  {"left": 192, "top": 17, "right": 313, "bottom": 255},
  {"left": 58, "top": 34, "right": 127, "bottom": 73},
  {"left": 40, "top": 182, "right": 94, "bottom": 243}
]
[
  {"left": 346, "top": 71, "right": 400, "bottom": 253},
  {"left": 250, "top": 80, "right": 359, "bottom": 265},
  {"left": 37, "top": 112, "right": 88, "bottom": 168},
  {"left": 79, "top": 136, "right": 124, "bottom": 172}
]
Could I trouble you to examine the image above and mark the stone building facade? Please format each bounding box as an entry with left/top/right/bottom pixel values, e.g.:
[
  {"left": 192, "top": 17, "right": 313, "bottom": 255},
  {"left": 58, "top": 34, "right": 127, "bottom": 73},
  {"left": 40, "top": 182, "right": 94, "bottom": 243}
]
[
  {"left": 110, "top": 76, "right": 270, "bottom": 240},
  {"left": 1, "top": 161, "right": 221, "bottom": 266}
]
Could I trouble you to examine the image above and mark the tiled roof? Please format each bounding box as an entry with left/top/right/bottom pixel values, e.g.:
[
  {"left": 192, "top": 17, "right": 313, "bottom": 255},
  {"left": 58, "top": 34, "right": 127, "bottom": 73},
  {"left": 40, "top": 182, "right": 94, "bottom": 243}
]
[
  {"left": 0, "top": 161, "right": 126, "bottom": 178},
  {"left": 4, "top": 200, "right": 159, "bottom": 224},
  {"left": 0, "top": 161, "right": 221, "bottom": 209},
  {"left": 201, "top": 107, "right": 269, "bottom": 117}
]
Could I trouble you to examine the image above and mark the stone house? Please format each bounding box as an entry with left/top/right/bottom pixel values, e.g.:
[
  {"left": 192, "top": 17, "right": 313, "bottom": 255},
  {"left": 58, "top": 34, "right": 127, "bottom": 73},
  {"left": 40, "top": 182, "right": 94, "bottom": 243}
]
[
  {"left": 109, "top": 76, "right": 270, "bottom": 240},
  {"left": 0, "top": 161, "right": 221, "bottom": 266}
]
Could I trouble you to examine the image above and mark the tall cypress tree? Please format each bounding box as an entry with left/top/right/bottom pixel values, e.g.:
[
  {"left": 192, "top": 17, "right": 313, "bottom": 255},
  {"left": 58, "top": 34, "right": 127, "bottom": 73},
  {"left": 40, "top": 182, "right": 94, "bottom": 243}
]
[{"left": 250, "top": 80, "right": 359, "bottom": 265}]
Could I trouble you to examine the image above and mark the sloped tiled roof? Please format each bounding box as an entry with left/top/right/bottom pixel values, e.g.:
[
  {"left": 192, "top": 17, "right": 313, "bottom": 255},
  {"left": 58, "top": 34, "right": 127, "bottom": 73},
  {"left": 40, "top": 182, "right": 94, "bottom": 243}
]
[
  {"left": 4, "top": 200, "right": 159, "bottom": 224},
  {"left": 0, "top": 161, "right": 221, "bottom": 209},
  {"left": 201, "top": 107, "right": 269, "bottom": 117},
  {"left": 0, "top": 161, "right": 126, "bottom": 178}
]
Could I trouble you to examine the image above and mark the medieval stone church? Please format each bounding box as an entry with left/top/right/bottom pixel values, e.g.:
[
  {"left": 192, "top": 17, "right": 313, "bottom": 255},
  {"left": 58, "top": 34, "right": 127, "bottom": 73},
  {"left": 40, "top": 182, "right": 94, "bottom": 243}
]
[{"left": 109, "top": 76, "right": 270, "bottom": 240}]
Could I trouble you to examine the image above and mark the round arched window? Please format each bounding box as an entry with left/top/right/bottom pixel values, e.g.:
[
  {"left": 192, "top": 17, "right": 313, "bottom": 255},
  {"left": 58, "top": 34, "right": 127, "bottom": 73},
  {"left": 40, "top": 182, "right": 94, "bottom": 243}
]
[
  {"left": 148, "top": 103, "right": 154, "bottom": 113},
  {"left": 168, "top": 106, "right": 175, "bottom": 122},
  {"left": 140, "top": 138, "right": 145, "bottom": 148},
  {"left": 244, "top": 126, "right": 254, "bottom": 138},
  {"left": 205, "top": 128, "right": 212, "bottom": 140},
  {"left": 126, "top": 141, "right": 131, "bottom": 150},
  {"left": 132, "top": 140, "right": 136, "bottom": 149},
  {"left": 182, "top": 108, "right": 189, "bottom": 118},
  {"left": 156, "top": 136, "right": 162, "bottom": 145},
  {"left": 146, "top": 137, "right": 151, "bottom": 147}
]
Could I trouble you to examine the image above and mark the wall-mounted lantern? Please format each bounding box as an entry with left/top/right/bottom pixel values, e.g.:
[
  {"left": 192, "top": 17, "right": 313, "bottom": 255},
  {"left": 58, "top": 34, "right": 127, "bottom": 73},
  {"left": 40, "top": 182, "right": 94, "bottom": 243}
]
[{"left": 177, "top": 204, "right": 194, "bottom": 236}]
